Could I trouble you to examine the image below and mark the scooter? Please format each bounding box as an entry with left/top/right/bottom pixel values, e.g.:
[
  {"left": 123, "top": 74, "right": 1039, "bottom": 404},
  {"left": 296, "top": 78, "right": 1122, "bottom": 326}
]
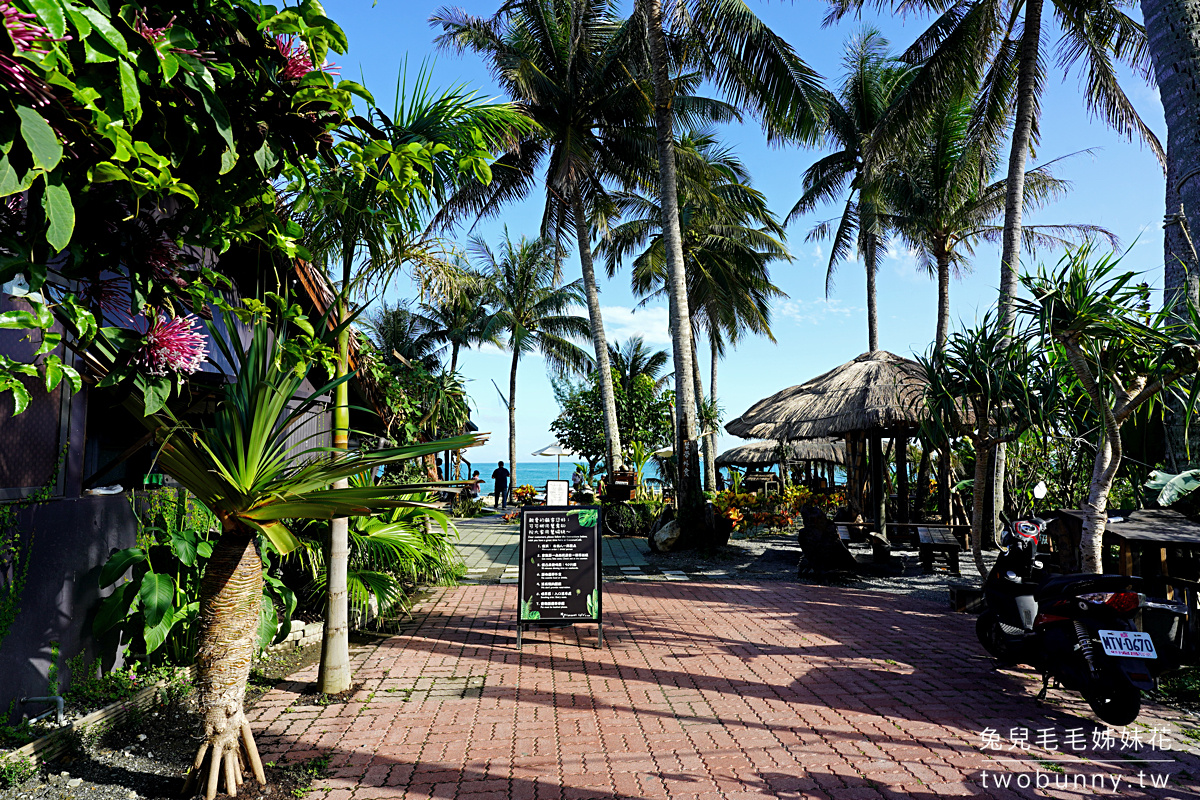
[{"left": 976, "top": 486, "right": 1188, "bottom": 725}]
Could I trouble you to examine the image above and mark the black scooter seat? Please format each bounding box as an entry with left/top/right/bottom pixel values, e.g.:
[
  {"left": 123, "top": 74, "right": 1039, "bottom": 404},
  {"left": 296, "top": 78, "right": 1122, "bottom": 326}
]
[{"left": 1035, "top": 572, "right": 1140, "bottom": 601}]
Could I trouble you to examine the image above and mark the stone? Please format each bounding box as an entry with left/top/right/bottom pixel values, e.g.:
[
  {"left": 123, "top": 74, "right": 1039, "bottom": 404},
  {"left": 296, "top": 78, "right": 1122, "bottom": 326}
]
[
  {"left": 66, "top": 778, "right": 82, "bottom": 788},
  {"left": 652, "top": 520, "right": 681, "bottom": 552},
  {"left": 136, "top": 733, "right": 147, "bottom": 741},
  {"left": 797, "top": 506, "right": 858, "bottom": 577}
]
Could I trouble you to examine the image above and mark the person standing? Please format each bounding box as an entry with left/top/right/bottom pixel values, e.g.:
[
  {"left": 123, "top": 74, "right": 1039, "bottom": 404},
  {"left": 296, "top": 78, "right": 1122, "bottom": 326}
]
[{"left": 492, "top": 461, "right": 511, "bottom": 509}]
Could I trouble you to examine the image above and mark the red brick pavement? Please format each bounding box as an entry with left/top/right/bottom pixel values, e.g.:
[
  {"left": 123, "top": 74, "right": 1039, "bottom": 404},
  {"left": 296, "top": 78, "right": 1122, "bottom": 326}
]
[{"left": 248, "top": 582, "right": 1200, "bottom": 798}]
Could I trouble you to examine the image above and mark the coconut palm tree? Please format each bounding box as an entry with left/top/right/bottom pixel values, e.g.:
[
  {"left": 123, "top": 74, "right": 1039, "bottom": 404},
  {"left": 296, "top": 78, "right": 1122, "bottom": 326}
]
[
  {"left": 367, "top": 301, "right": 446, "bottom": 370},
  {"left": 790, "top": 29, "right": 910, "bottom": 353},
  {"left": 609, "top": 336, "right": 672, "bottom": 396},
  {"left": 600, "top": 130, "right": 788, "bottom": 491},
  {"left": 76, "top": 308, "right": 478, "bottom": 800},
  {"left": 632, "top": 0, "right": 824, "bottom": 521},
  {"left": 431, "top": 0, "right": 678, "bottom": 477},
  {"left": 296, "top": 69, "right": 528, "bottom": 694},
  {"left": 417, "top": 269, "right": 496, "bottom": 373},
  {"left": 882, "top": 93, "right": 1118, "bottom": 353},
  {"left": 474, "top": 231, "right": 593, "bottom": 485},
  {"left": 827, "top": 0, "right": 1162, "bottom": 330}
]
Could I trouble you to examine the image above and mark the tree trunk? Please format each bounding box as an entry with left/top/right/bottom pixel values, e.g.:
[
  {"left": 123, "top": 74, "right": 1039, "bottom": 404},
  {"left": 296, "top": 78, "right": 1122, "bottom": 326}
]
[
  {"left": 1061, "top": 340, "right": 1123, "bottom": 573},
  {"left": 710, "top": 333, "right": 720, "bottom": 482},
  {"left": 644, "top": 0, "right": 701, "bottom": 526},
  {"left": 509, "top": 348, "right": 519, "bottom": 490},
  {"left": 450, "top": 342, "right": 460, "bottom": 374},
  {"left": 690, "top": 329, "right": 716, "bottom": 491},
  {"left": 915, "top": 442, "right": 931, "bottom": 520},
  {"left": 1144, "top": 0, "right": 1200, "bottom": 467},
  {"left": 869, "top": 433, "right": 886, "bottom": 542},
  {"left": 185, "top": 527, "right": 267, "bottom": 800},
  {"left": 319, "top": 292, "right": 351, "bottom": 695},
  {"left": 935, "top": 250, "right": 951, "bottom": 353},
  {"left": 896, "top": 435, "right": 909, "bottom": 524},
  {"left": 969, "top": 438, "right": 990, "bottom": 578},
  {"left": 998, "top": 0, "right": 1044, "bottom": 328},
  {"left": 573, "top": 192, "right": 624, "bottom": 472},
  {"left": 865, "top": 240, "right": 879, "bottom": 352}
]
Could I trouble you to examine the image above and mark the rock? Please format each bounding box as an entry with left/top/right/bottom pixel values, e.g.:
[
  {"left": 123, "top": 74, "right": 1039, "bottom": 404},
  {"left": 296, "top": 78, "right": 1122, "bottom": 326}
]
[
  {"left": 652, "top": 520, "right": 681, "bottom": 552},
  {"left": 66, "top": 778, "right": 82, "bottom": 788},
  {"left": 797, "top": 506, "right": 858, "bottom": 577},
  {"left": 136, "top": 733, "right": 147, "bottom": 741}
]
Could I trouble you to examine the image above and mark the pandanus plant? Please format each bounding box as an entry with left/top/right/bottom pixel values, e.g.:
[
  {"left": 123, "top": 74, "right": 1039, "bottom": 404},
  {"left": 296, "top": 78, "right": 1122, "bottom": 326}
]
[{"left": 79, "top": 303, "right": 477, "bottom": 800}]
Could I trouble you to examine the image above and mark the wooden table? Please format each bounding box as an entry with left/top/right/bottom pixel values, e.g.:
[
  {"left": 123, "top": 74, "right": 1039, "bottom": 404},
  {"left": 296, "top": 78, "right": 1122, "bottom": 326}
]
[{"left": 918, "top": 527, "right": 961, "bottom": 574}]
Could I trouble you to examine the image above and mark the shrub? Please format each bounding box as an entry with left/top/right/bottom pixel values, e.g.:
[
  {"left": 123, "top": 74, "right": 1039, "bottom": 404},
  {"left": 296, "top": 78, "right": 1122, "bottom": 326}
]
[{"left": 0, "top": 754, "right": 36, "bottom": 789}]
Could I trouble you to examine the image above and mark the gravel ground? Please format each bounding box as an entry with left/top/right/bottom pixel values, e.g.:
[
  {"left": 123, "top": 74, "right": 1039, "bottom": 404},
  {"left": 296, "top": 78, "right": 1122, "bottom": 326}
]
[
  {"left": 642, "top": 525, "right": 982, "bottom": 602},
  {"left": 0, "top": 641, "right": 334, "bottom": 800}
]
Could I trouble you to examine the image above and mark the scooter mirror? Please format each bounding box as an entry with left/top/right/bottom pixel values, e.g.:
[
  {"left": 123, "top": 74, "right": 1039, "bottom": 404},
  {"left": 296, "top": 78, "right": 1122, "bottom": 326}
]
[{"left": 1033, "top": 481, "right": 1048, "bottom": 500}]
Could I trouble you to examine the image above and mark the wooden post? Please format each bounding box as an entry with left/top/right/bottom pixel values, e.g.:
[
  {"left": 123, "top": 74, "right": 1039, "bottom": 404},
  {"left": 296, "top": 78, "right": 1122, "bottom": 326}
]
[
  {"left": 896, "top": 434, "right": 909, "bottom": 525},
  {"left": 870, "top": 432, "right": 886, "bottom": 540}
]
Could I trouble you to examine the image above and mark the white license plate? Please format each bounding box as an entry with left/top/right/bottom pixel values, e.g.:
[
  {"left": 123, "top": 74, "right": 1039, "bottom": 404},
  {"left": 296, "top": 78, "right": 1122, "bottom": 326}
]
[{"left": 1098, "top": 629, "right": 1157, "bottom": 659}]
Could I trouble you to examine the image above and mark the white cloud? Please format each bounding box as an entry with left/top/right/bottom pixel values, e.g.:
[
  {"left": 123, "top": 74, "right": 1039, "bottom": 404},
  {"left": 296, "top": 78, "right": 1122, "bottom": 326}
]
[
  {"left": 570, "top": 304, "right": 672, "bottom": 346},
  {"left": 778, "top": 297, "right": 858, "bottom": 325},
  {"left": 889, "top": 240, "right": 928, "bottom": 284}
]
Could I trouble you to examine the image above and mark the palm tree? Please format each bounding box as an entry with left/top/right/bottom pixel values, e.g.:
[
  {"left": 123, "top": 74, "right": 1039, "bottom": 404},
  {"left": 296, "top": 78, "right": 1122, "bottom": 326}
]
[
  {"left": 600, "top": 131, "right": 788, "bottom": 491},
  {"left": 366, "top": 301, "right": 446, "bottom": 370},
  {"left": 634, "top": 0, "right": 824, "bottom": 520},
  {"left": 296, "top": 69, "right": 528, "bottom": 694},
  {"left": 609, "top": 336, "right": 672, "bottom": 397},
  {"left": 827, "top": 0, "right": 1161, "bottom": 330},
  {"left": 77, "top": 311, "right": 478, "bottom": 800},
  {"left": 883, "top": 93, "right": 1118, "bottom": 353},
  {"left": 790, "top": 29, "right": 909, "bottom": 353},
  {"left": 432, "top": 0, "right": 672, "bottom": 477},
  {"left": 417, "top": 269, "right": 496, "bottom": 373},
  {"left": 474, "top": 231, "right": 593, "bottom": 486}
]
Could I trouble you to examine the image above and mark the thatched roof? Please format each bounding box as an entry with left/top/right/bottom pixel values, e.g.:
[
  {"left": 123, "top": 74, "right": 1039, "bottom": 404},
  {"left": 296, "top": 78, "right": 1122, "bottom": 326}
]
[
  {"left": 715, "top": 439, "right": 848, "bottom": 468},
  {"left": 725, "top": 350, "right": 928, "bottom": 440}
]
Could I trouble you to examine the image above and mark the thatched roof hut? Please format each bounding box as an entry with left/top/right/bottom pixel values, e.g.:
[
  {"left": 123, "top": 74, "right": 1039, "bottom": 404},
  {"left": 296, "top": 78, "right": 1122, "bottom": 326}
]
[
  {"left": 715, "top": 439, "right": 848, "bottom": 468},
  {"left": 724, "top": 350, "right": 927, "bottom": 440}
]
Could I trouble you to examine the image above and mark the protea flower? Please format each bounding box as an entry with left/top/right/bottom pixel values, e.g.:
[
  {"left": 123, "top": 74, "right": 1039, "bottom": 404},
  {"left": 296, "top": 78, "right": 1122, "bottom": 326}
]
[
  {"left": 137, "top": 312, "right": 208, "bottom": 376},
  {"left": 273, "top": 34, "right": 338, "bottom": 80},
  {"left": 1, "top": 2, "right": 65, "bottom": 106}
]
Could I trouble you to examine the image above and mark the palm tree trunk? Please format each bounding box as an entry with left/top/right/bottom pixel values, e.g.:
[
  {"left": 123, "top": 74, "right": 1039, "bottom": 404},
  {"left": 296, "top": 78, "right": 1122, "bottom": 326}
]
[
  {"left": 185, "top": 526, "right": 266, "bottom": 800},
  {"left": 935, "top": 250, "right": 951, "bottom": 353},
  {"left": 710, "top": 334, "right": 720, "bottom": 483},
  {"left": 573, "top": 192, "right": 624, "bottom": 472},
  {"left": 319, "top": 292, "right": 351, "bottom": 695},
  {"left": 450, "top": 342, "right": 460, "bottom": 374},
  {"left": 865, "top": 240, "right": 879, "bottom": 352},
  {"left": 509, "top": 348, "right": 519, "bottom": 491},
  {"left": 690, "top": 328, "right": 715, "bottom": 491},
  {"left": 644, "top": 0, "right": 701, "bottom": 524},
  {"left": 1143, "top": 0, "right": 1200, "bottom": 468},
  {"left": 998, "top": 0, "right": 1043, "bottom": 328}
]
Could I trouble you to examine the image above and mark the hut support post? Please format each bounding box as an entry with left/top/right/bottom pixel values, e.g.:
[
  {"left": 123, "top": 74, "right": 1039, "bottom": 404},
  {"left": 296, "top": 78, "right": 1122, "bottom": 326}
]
[
  {"left": 870, "top": 433, "right": 887, "bottom": 540},
  {"left": 896, "top": 435, "right": 909, "bottom": 524}
]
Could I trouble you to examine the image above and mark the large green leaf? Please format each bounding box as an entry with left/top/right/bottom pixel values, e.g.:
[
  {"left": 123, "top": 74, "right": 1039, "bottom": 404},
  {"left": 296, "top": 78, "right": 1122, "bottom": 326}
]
[
  {"left": 98, "top": 547, "right": 145, "bottom": 588},
  {"left": 17, "top": 107, "right": 62, "bottom": 171},
  {"left": 257, "top": 593, "right": 278, "bottom": 650},
  {"left": 138, "top": 572, "right": 173, "bottom": 628},
  {"left": 143, "top": 606, "right": 176, "bottom": 653},
  {"left": 42, "top": 177, "right": 74, "bottom": 251},
  {"left": 169, "top": 529, "right": 198, "bottom": 567},
  {"left": 1157, "top": 470, "right": 1200, "bottom": 507},
  {"left": 93, "top": 581, "right": 137, "bottom": 635}
]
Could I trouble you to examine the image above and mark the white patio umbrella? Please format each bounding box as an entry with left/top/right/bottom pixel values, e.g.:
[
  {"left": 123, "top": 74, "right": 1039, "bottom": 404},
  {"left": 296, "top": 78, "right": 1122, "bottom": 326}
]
[{"left": 531, "top": 441, "right": 578, "bottom": 479}]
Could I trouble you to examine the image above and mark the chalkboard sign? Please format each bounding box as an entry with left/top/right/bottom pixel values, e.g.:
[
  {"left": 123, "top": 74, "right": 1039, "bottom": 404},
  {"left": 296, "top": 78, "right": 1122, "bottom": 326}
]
[{"left": 517, "top": 506, "right": 602, "bottom": 648}]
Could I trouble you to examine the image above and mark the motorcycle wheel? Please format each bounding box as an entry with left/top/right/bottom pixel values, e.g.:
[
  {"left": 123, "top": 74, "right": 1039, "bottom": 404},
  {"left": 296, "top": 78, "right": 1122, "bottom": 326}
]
[
  {"left": 1083, "top": 682, "right": 1141, "bottom": 726},
  {"left": 976, "top": 611, "right": 1007, "bottom": 660}
]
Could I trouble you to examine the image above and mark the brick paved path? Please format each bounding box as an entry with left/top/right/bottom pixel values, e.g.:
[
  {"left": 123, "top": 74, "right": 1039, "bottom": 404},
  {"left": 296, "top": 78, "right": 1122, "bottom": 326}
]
[{"left": 250, "top": 583, "right": 1200, "bottom": 799}]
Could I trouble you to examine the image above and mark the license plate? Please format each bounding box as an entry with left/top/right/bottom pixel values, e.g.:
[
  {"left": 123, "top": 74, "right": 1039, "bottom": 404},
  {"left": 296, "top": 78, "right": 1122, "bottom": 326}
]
[{"left": 1098, "top": 629, "right": 1157, "bottom": 659}]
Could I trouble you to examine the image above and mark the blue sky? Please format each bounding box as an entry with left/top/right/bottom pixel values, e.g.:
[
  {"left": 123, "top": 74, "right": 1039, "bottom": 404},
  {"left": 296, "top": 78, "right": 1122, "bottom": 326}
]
[{"left": 324, "top": 0, "right": 1167, "bottom": 477}]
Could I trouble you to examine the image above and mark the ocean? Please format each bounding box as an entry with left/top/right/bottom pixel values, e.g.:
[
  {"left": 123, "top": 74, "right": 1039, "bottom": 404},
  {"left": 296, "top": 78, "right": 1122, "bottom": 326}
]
[{"left": 465, "top": 461, "right": 661, "bottom": 490}]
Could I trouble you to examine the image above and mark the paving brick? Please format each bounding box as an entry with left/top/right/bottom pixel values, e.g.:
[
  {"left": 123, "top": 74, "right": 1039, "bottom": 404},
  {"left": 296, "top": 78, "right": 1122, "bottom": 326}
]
[{"left": 250, "top": 582, "right": 1199, "bottom": 799}]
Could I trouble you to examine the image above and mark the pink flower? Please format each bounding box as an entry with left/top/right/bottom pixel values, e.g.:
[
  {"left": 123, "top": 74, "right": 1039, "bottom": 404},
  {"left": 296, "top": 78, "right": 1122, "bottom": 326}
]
[
  {"left": 274, "top": 34, "right": 339, "bottom": 80},
  {"left": 132, "top": 13, "right": 203, "bottom": 59},
  {"left": 137, "top": 313, "right": 208, "bottom": 376},
  {"left": 1, "top": 2, "right": 67, "bottom": 107}
]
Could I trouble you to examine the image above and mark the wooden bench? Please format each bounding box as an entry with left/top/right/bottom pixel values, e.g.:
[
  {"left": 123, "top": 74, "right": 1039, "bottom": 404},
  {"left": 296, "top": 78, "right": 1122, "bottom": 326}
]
[
  {"left": 918, "top": 527, "right": 960, "bottom": 574},
  {"left": 836, "top": 525, "right": 851, "bottom": 543}
]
